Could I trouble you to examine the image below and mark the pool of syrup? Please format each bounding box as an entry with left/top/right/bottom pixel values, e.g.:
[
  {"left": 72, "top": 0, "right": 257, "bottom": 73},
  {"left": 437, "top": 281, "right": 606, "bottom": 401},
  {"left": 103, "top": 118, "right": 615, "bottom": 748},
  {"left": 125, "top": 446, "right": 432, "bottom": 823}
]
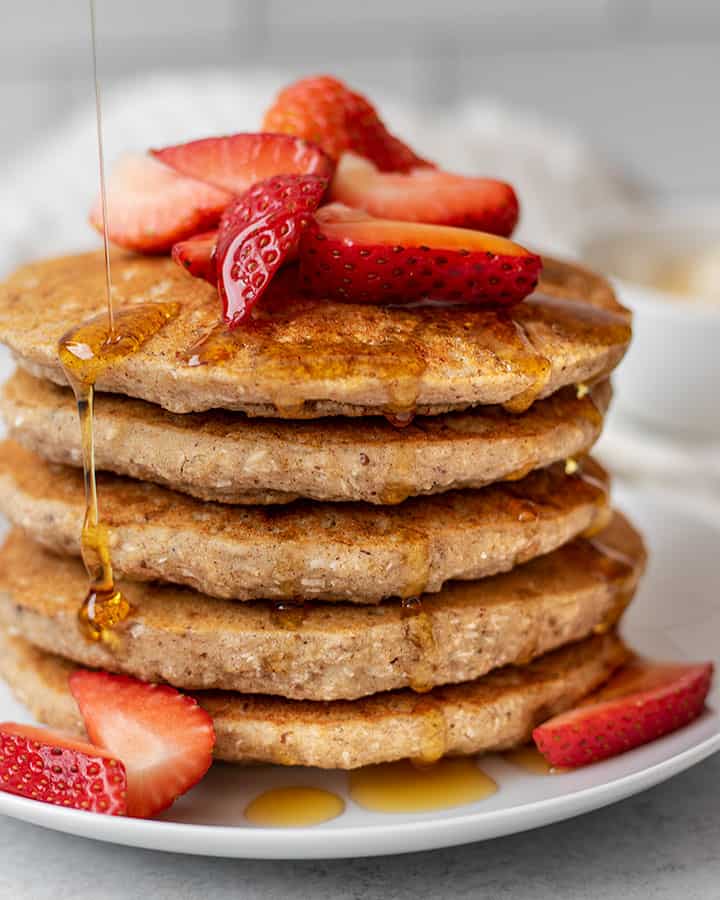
[{"left": 244, "top": 786, "right": 345, "bottom": 827}]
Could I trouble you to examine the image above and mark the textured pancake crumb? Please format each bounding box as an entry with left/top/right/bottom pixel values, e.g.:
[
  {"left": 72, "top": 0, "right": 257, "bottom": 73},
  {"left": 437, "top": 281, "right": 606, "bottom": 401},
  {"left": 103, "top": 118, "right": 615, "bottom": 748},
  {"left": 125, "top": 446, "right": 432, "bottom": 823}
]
[
  {"left": 0, "top": 515, "right": 646, "bottom": 700},
  {"left": 0, "top": 440, "right": 613, "bottom": 602},
  {"left": 0, "top": 629, "right": 629, "bottom": 768},
  {"left": 2, "top": 371, "right": 611, "bottom": 505}
]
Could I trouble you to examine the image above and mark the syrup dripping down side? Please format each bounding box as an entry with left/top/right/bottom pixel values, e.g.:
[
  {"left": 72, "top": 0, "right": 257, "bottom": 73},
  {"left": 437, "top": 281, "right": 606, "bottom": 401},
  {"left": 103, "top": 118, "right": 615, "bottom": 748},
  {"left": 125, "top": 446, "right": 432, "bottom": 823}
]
[
  {"left": 59, "top": 308, "right": 180, "bottom": 643},
  {"left": 57, "top": 1, "right": 182, "bottom": 643}
]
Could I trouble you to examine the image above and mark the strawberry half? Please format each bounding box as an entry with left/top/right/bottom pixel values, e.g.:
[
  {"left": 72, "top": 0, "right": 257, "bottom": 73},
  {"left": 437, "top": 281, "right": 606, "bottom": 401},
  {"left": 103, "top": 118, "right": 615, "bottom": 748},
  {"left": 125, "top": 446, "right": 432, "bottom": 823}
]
[
  {"left": 69, "top": 671, "right": 215, "bottom": 819},
  {"left": 152, "top": 133, "right": 334, "bottom": 195},
  {"left": 172, "top": 230, "right": 217, "bottom": 285},
  {"left": 262, "top": 75, "right": 429, "bottom": 172},
  {"left": 216, "top": 173, "right": 328, "bottom": 328},
  {"left": 331, "top": 153, "right": 519, "bottom": 236},
  {"left": 89, "top": 154, "right": 232, "bottom": 254},
  {"left": 299, "top": 204, "right": 541, "bottom": 306},
  {"left": 533, "top": 659, "right": 714, "bottom": 769},
  {"left": 0, "top": 722, "right": 127, "bottom": 815}
]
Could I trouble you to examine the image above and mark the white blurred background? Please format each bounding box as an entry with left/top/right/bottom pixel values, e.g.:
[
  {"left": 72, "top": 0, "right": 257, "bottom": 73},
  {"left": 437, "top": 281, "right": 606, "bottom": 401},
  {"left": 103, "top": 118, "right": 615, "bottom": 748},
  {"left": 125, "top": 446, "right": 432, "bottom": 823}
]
[{"left": 3, "top": 0, "right": 720, "bottom": 197}]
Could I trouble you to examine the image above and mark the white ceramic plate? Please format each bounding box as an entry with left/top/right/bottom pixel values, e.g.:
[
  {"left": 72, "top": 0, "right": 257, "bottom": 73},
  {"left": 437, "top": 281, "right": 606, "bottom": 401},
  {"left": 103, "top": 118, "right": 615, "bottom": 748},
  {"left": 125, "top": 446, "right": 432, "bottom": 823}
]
[{"left": 0, "top": 482, "right": 718, "bottom": 859}]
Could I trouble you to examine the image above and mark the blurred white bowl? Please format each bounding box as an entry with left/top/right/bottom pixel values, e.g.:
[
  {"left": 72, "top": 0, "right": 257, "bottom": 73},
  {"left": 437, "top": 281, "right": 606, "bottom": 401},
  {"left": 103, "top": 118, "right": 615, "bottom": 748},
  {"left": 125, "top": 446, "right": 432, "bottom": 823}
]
[{"left": 578, "top": 207, "right": 720, "bottom": 439}]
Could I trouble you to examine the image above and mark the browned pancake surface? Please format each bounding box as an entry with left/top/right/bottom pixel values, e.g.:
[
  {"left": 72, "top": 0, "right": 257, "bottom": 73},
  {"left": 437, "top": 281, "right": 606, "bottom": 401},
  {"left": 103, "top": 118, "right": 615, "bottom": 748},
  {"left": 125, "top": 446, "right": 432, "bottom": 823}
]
[
  {"left": 2, "top": 371, "right": 610, "bottom": 504},
  {"left": 0, "top": 252, "right": 631, "bottom": 417},
  {"left": 0, "top": 441, "right": 613, "bottom": 602},
  {"left": 0, "top": 629, "right": 628, "bottom": 768},
  {"left": 0, "top": 515, "right": 645, "bottom": 700}
]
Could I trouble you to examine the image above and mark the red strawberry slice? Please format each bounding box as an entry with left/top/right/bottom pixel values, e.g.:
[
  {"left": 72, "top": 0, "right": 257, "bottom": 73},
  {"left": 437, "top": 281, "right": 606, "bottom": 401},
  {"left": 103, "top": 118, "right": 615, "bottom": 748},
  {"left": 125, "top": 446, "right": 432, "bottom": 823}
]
[
  {"left": 533, "top": 659, "right": 714, "bottom": 769},
  {"left": 0, "top": 722, "right": 127, "bottom": 815},
  {"left": 152, "top": 133, "right": 334, "bottom": 196},
  {"left": 331, "top": 153, "right": 519, "bottom": 236},
  {"left": 216, "top": 173, "right": 328, "bottom": 328},
  {"left": 262, "top": 75, "right": 429, "bottom": 172},
  {"left": 69, "top": 671, "right": 215, "bottom": 819},
  {"left": 89, "top": 154, "right": 232, "bottom": 254},
  {"left": 299, "top": 204, "right": 541, "bottom": 306},
  {"left": 172, "top": 230, "right": 218, "bottom": 285}
]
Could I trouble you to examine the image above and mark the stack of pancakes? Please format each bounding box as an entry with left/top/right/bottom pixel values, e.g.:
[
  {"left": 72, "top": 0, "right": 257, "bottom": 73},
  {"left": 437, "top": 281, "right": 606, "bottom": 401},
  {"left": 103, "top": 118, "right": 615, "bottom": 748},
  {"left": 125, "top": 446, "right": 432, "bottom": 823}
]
[{"left": 0, "top": 250, "right": 646, "bottom": 769}]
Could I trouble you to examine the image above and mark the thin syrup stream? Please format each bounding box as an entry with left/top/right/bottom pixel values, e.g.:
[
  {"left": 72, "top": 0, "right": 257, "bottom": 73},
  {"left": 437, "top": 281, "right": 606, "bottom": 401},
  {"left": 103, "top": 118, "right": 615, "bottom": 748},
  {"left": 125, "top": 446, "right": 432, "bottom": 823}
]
[
  {"left": 89, "top": 0, "right": 114, "bottom": 336},
  {"left": 57, "top": 1, "right": 178, "bottom": 643}
]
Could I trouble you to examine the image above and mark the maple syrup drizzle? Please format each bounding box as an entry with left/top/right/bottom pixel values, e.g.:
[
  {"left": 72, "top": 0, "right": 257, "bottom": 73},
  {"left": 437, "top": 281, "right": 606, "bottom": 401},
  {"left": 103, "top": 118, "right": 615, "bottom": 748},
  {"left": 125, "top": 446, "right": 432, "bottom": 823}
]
[
  {"left": 176, "top": 286, "right": 629, "bottom": 427},
  {"left": 59, "top": 304, "right": 179, "bottom": 642},
  {"left": 177, "top": 322, "right": 229, "bottom": 368},
  {"left": 178, "top": 316, "right": 426, "bottom": 420},
  {"left": 385, "top": 411, "right": 415, "bottom": 428},
  {"left": 56, "top": 2, "right": 182, "bottom": 644},
  {"left": 562, "top": 455, "right": 613, "bottom": 537},
  {"left": 349, "top": 757, "right": 497, "bottom": 813},
  {"left": 401, "top": 598, "right": 438, "bottom": 694},
  {"left": 503, "top": 744, "right": 568, "bottom": 775},
  {"left": 244, "top": 786, "right": 345, "bottom": 827},
  {"left": 88, "top": 0, "right": 114, "bottom": 336},
  {"left": 270, "top": 600, "right": 309, "bottom": 631},
  {"left": 412, "top": 696, "right": 448, "bottom": 763},
  {"left": 502, "top": 320, "right": 552, "bottom": 414}
]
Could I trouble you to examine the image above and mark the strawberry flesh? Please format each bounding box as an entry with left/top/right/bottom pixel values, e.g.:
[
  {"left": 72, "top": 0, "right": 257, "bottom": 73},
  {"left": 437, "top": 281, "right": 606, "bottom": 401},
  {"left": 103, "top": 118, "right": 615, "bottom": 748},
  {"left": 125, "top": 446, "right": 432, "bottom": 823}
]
[
  {"left": 216, "top": 173, "right": 328, "bottom": 328},
  {"left": 152, "top": 132, "right": 334, "bottom": 195},
  {"left": 331, "top": 153, "right": 519, "bottom": 236},
  {"left": 172, "top": 230, "right": 218, "bottom": 285},
  {"left": 69, "top": 670, "right": 215, "bottom": 819},
  {"left": 533, "top": 659, "right": 714, "bottom": 768},
  {"left": 262, "top": 75, "right": 429, "bottom": 172},
  {"left": 0, "top": 722, "right": 127, "bottom": 815},
  {"left": 89, "top": 154, "right": 232, "bottom": 254},
  {"left": 299, "top": 204, "right": 541, "bottom": 305}
]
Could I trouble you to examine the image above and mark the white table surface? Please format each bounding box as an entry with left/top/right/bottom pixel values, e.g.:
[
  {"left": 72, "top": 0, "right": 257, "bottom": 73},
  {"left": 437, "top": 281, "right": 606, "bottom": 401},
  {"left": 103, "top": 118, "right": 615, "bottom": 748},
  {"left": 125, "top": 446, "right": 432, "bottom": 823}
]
[{"left": 1, "top": 751, "right": 718, "bottom": 899}]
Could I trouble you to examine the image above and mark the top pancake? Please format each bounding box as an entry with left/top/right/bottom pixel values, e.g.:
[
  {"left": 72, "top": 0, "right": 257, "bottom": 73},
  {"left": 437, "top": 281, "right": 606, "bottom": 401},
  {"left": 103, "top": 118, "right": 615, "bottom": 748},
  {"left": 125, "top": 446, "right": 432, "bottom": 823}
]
[{"left": 0, "top": 251, "right": 631, "bottom": 418}]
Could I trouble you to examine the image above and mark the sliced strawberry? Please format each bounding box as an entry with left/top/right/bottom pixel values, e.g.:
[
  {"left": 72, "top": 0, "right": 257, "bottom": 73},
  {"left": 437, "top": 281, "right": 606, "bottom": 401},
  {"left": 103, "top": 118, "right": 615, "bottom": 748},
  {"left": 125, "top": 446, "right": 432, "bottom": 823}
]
[
  {"left": 69, "top": 671, "right": 215, "bottom": 819},
  {"left": 533, "top": 659, "right": 714, "bottom": 769},
  {"left": 262, "top": 75, "right": 429, "bottom": 172},
  {"left": 0, "top": 722, "right": 127, "bottom": 815},
  {"left": 299, "top": 204, "right": 541, "bottom": 306},
  {"left": 216, "top": 173, "right": 328, "bottom": 328},
  {"left": 331, "top": 153, "right": 519, "bottom": 236},
  {"left": 152, "top": 133, "right": 334, "bottom": 195},
  {"left": 172, "top": 230, "right": 218, "bottom": 285},
  {"left": 89, "top": 154, "right": 232, "bottom": 254}
]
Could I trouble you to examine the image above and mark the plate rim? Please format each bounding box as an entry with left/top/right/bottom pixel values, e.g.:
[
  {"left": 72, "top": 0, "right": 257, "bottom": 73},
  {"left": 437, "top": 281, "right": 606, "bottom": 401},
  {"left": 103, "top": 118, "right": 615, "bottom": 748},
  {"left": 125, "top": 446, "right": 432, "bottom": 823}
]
[{"left": 0, "top": 726, "right": 717, "bottom": 859}]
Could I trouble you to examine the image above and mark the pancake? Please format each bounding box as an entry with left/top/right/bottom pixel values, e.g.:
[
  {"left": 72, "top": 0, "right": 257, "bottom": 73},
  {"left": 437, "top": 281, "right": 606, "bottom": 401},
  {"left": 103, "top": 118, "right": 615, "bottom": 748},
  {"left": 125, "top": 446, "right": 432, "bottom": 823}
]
[
  {"left": 0, "top": 629, "right": 628, "bottom": 768},
  {"left": 1, "top": 371, "right": 610, "bottom": 505},
  {"left": 0, "top": 515, "right": 645, "bottom": 700},
  {"left": 0, "top": 441, "right": 612, "bottom": 603},
  {"left": 0, "top": 251, "right": 631, "bottom": 418}
]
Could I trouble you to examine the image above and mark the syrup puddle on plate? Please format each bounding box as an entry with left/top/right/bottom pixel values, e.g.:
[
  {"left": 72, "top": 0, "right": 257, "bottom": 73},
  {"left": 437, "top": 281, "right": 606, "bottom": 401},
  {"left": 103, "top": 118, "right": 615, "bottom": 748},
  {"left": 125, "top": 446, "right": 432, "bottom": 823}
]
[
  {"left": 244, "top": 786, "right": 345, "bottom": 827},
  {"left": 348, "top": 758, "right": 498, "bottom": 814},
  {"left": 242, "top": 749, "right": 568, "bottom": 827}
]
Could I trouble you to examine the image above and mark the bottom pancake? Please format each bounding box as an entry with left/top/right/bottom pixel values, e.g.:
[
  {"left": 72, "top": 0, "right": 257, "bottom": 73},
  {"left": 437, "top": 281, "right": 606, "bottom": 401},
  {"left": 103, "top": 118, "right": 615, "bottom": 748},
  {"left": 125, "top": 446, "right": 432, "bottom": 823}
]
[{"left": 0, "top": 630, "right": 627, "bottom": 769}]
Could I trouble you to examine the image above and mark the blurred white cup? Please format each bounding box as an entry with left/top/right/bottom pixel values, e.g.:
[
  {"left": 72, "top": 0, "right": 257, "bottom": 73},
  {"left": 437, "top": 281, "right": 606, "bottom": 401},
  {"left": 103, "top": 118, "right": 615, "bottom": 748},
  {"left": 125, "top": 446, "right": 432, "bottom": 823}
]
[{"left": 578, "top": 206, "right": 720, "bottom": 439}]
